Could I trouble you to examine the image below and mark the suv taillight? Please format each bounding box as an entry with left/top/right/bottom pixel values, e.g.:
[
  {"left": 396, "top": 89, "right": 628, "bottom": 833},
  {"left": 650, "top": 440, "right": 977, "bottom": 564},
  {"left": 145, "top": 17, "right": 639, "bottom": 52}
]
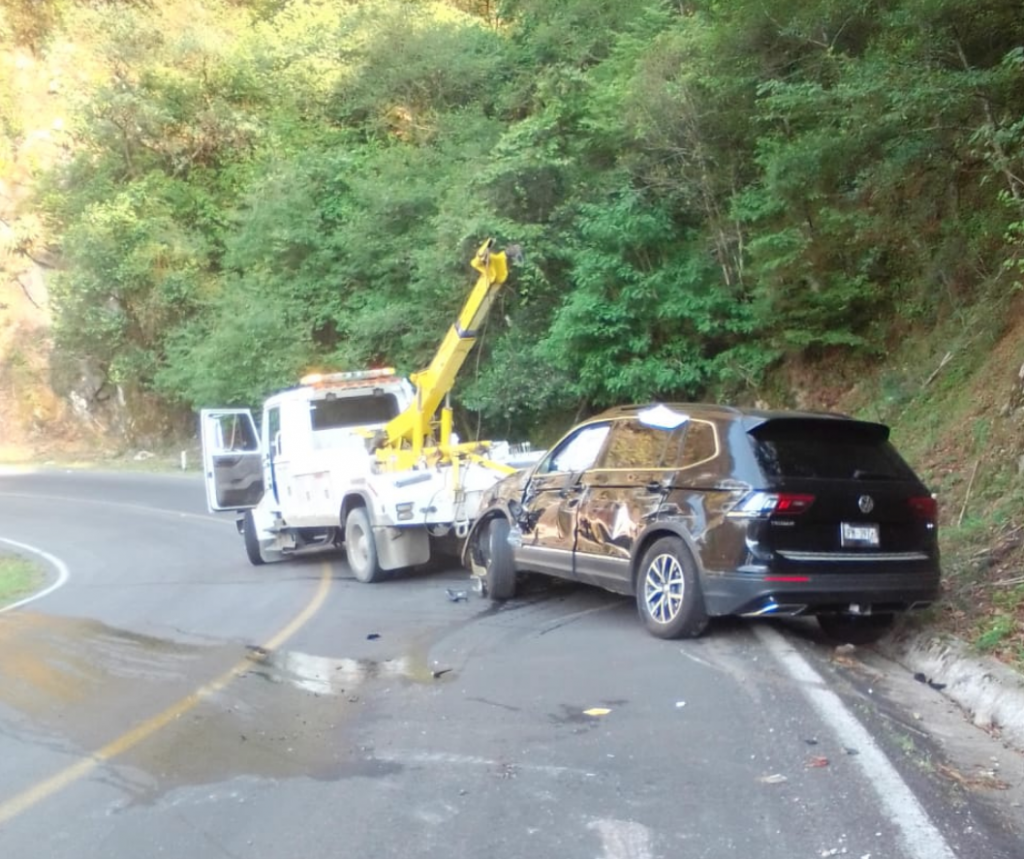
[
  {"left": 908, "top": 496, "right": 937, "bottom": 524},
  {"left": 728, "top": 492, "right": 815, "bottom": 518}
]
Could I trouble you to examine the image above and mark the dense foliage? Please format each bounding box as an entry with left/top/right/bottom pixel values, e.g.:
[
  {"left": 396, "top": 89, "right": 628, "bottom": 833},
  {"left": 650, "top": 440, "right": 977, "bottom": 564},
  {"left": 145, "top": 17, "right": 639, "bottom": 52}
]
[{"left": 7, "top": 0, "right": 1024, "bottom": 438}]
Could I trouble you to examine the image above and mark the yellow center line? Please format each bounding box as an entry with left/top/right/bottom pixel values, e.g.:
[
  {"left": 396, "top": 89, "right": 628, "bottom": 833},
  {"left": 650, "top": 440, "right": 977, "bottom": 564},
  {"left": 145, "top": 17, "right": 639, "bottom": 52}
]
[{"left": 0, "top": 562, "right": 334, "bottom": 826}]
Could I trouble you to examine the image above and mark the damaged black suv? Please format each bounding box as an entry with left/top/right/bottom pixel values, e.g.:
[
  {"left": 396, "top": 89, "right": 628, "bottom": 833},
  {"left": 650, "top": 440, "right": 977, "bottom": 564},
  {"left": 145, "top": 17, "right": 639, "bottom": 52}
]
[{"left": 463, "top": 403, "right": 940, "bottom": 643}]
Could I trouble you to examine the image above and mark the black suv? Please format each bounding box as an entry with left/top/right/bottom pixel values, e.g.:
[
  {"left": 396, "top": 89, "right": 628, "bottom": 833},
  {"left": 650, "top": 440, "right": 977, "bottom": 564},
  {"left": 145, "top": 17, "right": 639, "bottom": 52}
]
[{"left": 463, "top": 403, "right": 940, "bottom": 643}]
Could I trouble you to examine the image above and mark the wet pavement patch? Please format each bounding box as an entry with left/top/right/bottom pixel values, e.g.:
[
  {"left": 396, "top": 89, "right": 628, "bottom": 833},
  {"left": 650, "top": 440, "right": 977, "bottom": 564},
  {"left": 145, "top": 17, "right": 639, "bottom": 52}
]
[
  {"left": 242, "top": 646, "right": 452, "bottom": 692},
  {"left": 0, "top": 613, "right": 442, "bottom": 803}
]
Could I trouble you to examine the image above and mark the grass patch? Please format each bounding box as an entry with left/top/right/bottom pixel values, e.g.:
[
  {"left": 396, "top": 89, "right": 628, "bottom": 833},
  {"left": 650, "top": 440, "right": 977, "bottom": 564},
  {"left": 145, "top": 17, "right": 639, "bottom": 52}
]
[{"left": 0, "top": 552, "right": 46, "bottom": 607}]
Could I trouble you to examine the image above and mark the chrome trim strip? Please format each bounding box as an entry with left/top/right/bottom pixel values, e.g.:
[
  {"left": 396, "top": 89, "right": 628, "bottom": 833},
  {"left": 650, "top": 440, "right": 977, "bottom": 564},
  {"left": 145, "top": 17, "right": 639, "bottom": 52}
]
[
  {"left": 777, "top": 550, "right": 929, "bottom": 562},
  {"left": 520, "top": 546, "right": 574, "bottom": 556}
]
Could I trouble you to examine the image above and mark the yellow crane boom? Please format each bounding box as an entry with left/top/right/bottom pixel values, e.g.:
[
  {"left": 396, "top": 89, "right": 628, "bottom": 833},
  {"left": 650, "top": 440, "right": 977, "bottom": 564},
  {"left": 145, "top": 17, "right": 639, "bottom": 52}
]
[{"left": 376, "top": 238, "right": 521, "bottom": 473}]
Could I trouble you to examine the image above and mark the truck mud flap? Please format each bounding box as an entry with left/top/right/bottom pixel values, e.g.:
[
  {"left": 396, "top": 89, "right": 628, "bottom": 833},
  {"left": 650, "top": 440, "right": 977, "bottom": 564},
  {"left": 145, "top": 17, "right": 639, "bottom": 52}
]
[{"left": 373, "top": 525, "right": 430, "bottom": 571}]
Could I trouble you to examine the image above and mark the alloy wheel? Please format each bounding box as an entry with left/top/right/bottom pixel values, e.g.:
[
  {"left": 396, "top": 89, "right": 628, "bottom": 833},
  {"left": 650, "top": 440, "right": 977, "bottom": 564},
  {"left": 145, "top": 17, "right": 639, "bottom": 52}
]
[{"left": 644, "top": 553, "right": 685, "bottom": 624}]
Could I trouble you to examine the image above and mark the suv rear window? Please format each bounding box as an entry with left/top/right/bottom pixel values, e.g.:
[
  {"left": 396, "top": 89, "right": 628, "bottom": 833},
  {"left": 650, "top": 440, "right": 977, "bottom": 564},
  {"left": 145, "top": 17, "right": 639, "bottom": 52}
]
[{"left": 749, "top": 418, "right": 915, "bottom": 481}]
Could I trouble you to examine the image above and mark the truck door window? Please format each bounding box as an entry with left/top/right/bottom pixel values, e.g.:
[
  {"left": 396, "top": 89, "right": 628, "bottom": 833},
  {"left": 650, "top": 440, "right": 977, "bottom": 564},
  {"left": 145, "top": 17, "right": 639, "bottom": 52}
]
[
  {"left": 215, "top": 414, "right": 259, "bottom": 452},
  {"left": 266, "top": 406, "right": 281, "bottom": 456}
]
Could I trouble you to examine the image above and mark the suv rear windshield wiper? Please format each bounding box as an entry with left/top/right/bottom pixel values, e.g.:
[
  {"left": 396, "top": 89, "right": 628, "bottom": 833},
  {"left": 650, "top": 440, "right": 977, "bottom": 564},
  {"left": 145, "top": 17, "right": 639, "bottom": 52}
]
[{"left": 852, "top": 469, "right": 896, "bottom": 481}]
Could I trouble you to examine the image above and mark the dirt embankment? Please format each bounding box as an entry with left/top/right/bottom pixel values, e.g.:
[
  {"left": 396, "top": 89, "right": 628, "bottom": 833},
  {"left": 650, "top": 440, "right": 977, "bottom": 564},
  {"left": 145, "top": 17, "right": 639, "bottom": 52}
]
[
  {"left": 778, "top": 298, "right": 1024, "bottom": 667},
  {"left": 0, "top": 44, "right": 102, "bottom": 461}
]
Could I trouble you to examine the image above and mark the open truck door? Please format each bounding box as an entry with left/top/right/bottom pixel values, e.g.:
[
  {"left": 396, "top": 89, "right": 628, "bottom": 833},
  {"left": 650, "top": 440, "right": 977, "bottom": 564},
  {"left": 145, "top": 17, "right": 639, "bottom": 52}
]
[{"left": 200, "top": 408, "right": 265, "bottom": 513}]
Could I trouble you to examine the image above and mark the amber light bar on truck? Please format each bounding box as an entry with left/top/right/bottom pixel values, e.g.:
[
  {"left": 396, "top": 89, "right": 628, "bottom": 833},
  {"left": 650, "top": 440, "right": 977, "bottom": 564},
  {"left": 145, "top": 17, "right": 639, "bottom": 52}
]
[{"left": 300, "top": 368, "right": 397, "bottom": 387}]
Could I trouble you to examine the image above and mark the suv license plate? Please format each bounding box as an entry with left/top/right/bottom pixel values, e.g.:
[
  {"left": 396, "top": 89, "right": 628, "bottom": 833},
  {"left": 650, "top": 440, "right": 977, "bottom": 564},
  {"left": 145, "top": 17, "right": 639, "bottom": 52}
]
[{"left": 841, "top": 522, "right": 879, "bottom": 548}]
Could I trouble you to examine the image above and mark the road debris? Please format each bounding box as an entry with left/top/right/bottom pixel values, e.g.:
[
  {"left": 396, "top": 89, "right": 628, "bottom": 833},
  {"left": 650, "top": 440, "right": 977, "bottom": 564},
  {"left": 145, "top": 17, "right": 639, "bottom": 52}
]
[
  {"left": 432, "top": 668, "right": 453, "bottom": 679},
  {"left": 913, "top": 672, "right": 948, "bottom": 691},
  {"left": 844, "top": 747, "right": 860, "bottom": 756},
  {"left": 583, "top": 707, "right": 611, "bottom": 717},
  {"left": 675, "top": 701, "right": 686, "bottom": 708},
  {"left": 807, "top": 756, "right": 830, "bottom": 768},
  {"left": 366, "top": 633, "right": 381, "bottom": 641},
  {"left": 936, "top": 762, "right": 1010, "bottom": 791},
  {"left": 831, "top": 649, "right": 861, "bottom": 669},
  {"left": 445, "top": 588, "right": 468, "bottom": 602},
  {"left": 758, "top": 773, "right": 788, "bottom": 785},
  {"left": 805, "top": 738, "right": 819, "bottom": 746}
]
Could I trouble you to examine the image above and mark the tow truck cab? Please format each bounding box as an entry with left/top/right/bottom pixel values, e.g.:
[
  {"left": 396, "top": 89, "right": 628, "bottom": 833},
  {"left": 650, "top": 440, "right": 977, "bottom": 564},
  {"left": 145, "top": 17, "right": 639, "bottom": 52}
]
[
  {"left": 200, "top": 240, "right": 539, "bottom": 578},
  {"left": 201, "top": 368, "right": 415, "bottom": 527}
]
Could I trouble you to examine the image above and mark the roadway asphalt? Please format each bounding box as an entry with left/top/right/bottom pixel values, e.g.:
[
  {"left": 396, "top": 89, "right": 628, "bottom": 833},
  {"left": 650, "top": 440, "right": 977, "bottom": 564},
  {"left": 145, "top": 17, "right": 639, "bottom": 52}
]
[{"left": 0, "top": 469, "right": 1021, "bottom": 859}]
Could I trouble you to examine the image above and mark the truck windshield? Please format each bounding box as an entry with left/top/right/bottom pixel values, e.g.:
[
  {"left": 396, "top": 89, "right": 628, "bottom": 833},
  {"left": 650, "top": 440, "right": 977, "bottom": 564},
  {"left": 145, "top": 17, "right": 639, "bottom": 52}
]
[{"left": 310, "top": 393, "right": 400, "bottom": 430}]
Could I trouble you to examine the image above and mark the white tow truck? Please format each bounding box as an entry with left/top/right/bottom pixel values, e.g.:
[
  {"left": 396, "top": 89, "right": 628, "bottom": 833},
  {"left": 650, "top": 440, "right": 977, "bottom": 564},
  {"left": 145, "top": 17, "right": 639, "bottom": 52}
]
[{"left": 199, "top": 240, "right": 538, "bottom": 581}]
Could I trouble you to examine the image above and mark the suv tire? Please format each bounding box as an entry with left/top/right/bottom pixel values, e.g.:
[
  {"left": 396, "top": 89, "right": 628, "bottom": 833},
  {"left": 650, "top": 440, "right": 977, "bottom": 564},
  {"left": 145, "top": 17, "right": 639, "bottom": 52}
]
[
  {"left": 483, "top": 517, "right": 516, "bottom": 600},
  {"left": 345, "top": 506, "right": 382, "bottom": 583},
  {"left": 636, "top": 537, "right": 708, "bottom": 639}
]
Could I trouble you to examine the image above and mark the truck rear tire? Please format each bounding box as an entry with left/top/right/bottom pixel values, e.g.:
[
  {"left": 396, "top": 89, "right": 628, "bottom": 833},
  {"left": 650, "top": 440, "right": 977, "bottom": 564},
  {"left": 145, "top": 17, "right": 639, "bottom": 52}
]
[
  {"left": 243, "top": 510, "right": 265, "bottom": 567},
  {"left": 345, "top": 506, "right": 382, "bottom": 583}
]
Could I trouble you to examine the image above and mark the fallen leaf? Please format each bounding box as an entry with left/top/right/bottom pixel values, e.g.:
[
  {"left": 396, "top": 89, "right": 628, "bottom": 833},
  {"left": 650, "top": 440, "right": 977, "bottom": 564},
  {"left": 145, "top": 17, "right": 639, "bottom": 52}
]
[{"left": 806, "top": 756, "right": 830, "bottom": 768}]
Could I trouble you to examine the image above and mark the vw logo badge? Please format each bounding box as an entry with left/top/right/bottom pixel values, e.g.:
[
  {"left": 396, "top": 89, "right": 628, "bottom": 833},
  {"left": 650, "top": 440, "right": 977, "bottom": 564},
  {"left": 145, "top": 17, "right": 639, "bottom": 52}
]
[{"left": 858, "top": 495, "right": 875, "bottom": 514}]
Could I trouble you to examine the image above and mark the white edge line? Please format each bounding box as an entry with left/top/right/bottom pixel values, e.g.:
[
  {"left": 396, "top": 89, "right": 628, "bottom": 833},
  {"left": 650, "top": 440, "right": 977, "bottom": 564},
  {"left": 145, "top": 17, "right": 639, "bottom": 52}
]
[
  {"left": 754, "top": 625, "right": 957, "bottom": 859},
  {"left": 0, "top": 537, "right": 71, "bottom": 614},
  {"left": 0, "top": 491, "right": 227, "bottom": 526}
]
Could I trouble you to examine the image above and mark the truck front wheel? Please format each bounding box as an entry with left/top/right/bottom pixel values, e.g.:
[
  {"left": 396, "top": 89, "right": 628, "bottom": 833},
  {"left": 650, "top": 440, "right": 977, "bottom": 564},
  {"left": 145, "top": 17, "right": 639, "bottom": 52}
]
[
  {"left": 243, "top": 510, "right": 265, "bottom": 567},
  {"left": 345, "top": 506, "right": 382, "bottom": 583}
]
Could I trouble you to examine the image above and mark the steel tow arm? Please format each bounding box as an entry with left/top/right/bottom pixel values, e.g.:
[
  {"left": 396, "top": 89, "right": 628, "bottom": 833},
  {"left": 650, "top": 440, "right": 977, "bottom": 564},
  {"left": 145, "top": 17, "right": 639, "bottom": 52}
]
[{"left": 375, "top": 239, "right": 521, "bottom": 473}]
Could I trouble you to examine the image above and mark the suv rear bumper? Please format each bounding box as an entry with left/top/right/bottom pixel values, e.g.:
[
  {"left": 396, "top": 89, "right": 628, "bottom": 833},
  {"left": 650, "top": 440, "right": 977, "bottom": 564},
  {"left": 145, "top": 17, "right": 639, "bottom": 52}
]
[{"left": 702, "top": 568, "right": 941, "bottom": 618}]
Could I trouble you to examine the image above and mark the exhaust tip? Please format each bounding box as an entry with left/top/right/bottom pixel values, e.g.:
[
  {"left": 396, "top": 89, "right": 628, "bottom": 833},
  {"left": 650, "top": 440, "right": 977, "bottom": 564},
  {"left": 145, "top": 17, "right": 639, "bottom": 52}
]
[{"left": 741, "top": 598, "right": 808, "bottom": 618}]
